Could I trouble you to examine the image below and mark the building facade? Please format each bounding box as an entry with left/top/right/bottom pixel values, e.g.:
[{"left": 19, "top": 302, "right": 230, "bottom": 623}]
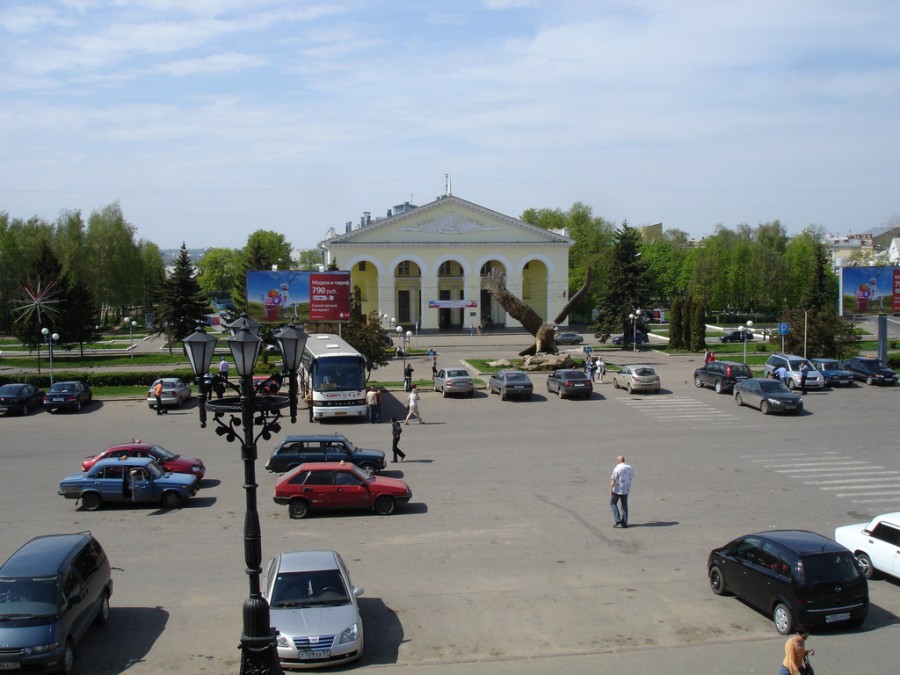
[{"left": 319, "top": 195, "right": 573, "bottom": 331}]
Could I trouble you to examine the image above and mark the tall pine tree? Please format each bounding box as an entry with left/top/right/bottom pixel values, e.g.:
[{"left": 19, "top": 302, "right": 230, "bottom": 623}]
[{"left": 159, "top": 243, "right": 209, "bottom": 349}]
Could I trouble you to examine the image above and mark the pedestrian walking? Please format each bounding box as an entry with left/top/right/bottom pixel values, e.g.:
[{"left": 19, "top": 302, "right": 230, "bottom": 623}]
[
  {"left": 304, "top": 390, "right": 313, "bottom": 422},
  {"left": 432, "top": 354, "right": 438, "bottom": 377},
  {"left": 403, "top": 363, "right": 414, "bottom": 392},
  {"left": 597, "top": 356, "right": 606, "bottom": 383},
  {"left": 218, "top": 357, "right": 230, "bottom": 381},
  {"left": 390, "top": 417, "right": 406, "bottom": 462},
  {"left": 153, "top": 380, "right": 167, "bottom": 415},
  {"left": 610, "top": 455, "right": 633, "bottom": 528},
  {"left": 404, "top": 384, "right": 424, "bottom": 424},
  {"left": 779, "top": 624, "right": 814, "bottom": 675},
  {"left": 366, "top": 386, "right": 379, "bottom": 423},
  {"left": 704, "top": 349, "right": 712, "bottom": 365},
  {"left": 799, "top": 362, "right": 810, "bottom": 395},
  {"left": 587, "top": 357, "right": 597, "bottom": 382}
]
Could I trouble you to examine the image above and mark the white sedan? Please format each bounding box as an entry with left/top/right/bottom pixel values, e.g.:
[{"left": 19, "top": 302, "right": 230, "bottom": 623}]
[
  {"left": 834, "top": 512, "right": 900, "bottom": 580},
  {"left": 146, "top": 378, "right": 192, "bottom": 409}
]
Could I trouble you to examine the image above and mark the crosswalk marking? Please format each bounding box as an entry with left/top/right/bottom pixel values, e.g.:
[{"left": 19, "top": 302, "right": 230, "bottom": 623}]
[
  {"left": 750, "top": 450, "right": 900, "bottom": 506},
  {"left": 616, "top": 395, "right": 749, "bottom": 427}
]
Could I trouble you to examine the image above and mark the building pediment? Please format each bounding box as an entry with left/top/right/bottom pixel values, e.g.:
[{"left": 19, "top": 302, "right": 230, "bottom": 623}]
[{"left": 322, "top": 195, "right": 572, "bottom": 247}]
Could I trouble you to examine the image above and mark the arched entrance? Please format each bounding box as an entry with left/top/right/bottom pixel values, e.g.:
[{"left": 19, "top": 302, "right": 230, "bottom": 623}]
[
  {"left": 480, "top": 260, "right": 507, "bottom": 329},
  {"left": 394, "top": 260, "right": 421, "bottom": 327},
  {"left": 437, "top": 259, "right": 465, "bottom": 329}
]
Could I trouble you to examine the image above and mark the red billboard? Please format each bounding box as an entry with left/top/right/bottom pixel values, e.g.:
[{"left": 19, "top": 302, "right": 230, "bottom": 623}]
[{"left": 309, "top": 272, "right": 352, "bottom": 322}]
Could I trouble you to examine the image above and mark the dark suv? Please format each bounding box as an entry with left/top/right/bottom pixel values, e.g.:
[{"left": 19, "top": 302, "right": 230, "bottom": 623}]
[
  {"left": 842, "top": 357, "right": 898, "bottom": 386},
  {"left": 693, "top": 361, "right": 752, "bottom": 394},
  {"left": 708, "top": 530, "right": 868, "bottom": 634},
  {"left": 265, "top": 434, "right": 386, "bottom": 474},
  {"left": 0, "top": 532, "right": 113, "bottom": 674}
]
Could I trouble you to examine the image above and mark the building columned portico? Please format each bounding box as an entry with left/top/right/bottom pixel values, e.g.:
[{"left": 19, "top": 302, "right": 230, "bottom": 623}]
[{"left": 319, "top": 195, "right": 573, "bottom": 331}]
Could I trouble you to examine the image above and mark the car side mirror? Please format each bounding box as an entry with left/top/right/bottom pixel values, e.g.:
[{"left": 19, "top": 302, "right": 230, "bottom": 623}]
[{"left": 352, "top": 586, "right": 365, "bottom": 597}]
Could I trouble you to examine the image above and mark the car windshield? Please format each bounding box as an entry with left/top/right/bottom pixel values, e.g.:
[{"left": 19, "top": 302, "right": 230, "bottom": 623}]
[
  {"left": 759, "top": 380, "right": 789, "bottom": 393},
  {"left": 0, "top": 576, "right": 58, "bottom": 616},
  {"left": 0, "top": 384, "right": 22, "bottom": 395},
  {"left": 566, "top": 372, "right": 588, "bottom": 380},
  {"left": 816, "top": 362, "right": 838, "bottom": 371},
  {"left": 506, "top": 373, "right": 528, "bottom": 382},
  {"left": 446, "top": 370, "right": 468, "bottom": 377},
  {"left": 49, "top": 383, "right": 77, "bottom": 393},
  {"left": 634, "top": 368, "right": 656, "bottom": 377},
  {"left": 788, "top": 360, "right": 812, "bottom": 370},
  {"left": 146, "top": 462, "right": 165, "bottom": 479},
  {"left": 270, "top": 570, "right": 349, "bottom": 608},
  {"left": 799, "top": 552, "right": 862, "bottom": 586},
  {"left": 151, "top": 445, "right": 177, "bottom": 460}
]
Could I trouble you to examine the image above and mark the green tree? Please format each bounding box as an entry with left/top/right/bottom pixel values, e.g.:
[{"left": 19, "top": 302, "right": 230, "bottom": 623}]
[
  {"left": 85, "top": 202, "right": 142, "bottom": 324},
  {"left": 690, "top": 298, "right": 708, "bottom": 352},
  {"left": 137, "top": 241, "right": 167, "bottom": 323},
  {"left": 232, "top": 231, "right": 293, "bottom": 311},
  {"left": 344, "top": 287, "right": 391, "bottom": 372},
  {"left": 669, "top": 297, "right": 685, "bottom": 350},
  {"left": 592, "top": 223, "right": 651, "bottom": 341},
  {"left": 60, "top": 279, "right": 101, "bottom": 357},
  {"left": 159, "top": 244, "right": 209, "bottom": 349},
  {"left": 295, "top": 248, "right": 323, "bottom": 271},
  {"left": 198, "top": 247, "right": 239, "bottom": 297}
]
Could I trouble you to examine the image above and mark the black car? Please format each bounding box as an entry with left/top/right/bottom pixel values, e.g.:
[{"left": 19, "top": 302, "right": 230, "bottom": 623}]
[
  {"left": 611, "top": 331, "right": 648, "bottom": 346},
  {"left": 546, "top": 369, "right": 593, "bottom": 399},
  {"left": 734, "top": 378, "right": 802, "bottom": 415},
  {"left": 43, "top": 380, "right": 93, "bottom": 413},
  {"left": 488, "top": 370, "right": 534, "bottom": 400},
  {"left": 719, "top": 330, "right": 753, "bottom": 343},
  {"left": 708, "top": 530, "right": 868, "bottom": 634},
  {"left": 265, "top": 434, "right": 386, "bottom": 474},
  {"left": 0, "top": 383, "right": 46, "bottom": 416},
  {"left": 842, "top": 357, "right": 898, "bottom": 386},
  {"left": 694, "top": 361, "right": 753, "bottom": 394}
]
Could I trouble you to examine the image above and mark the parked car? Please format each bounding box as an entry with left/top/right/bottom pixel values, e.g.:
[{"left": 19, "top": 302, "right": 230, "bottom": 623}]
[
  {"left": 611, "top": 331, "right": 648, "bottom": 346},
  {"left": 693, "top": 361, "right": 752, "bottom": 394},
  {"left": 734, "top": 378, "right": 803, "bottom": 415},
  {"left": 835, "top": 512, "right": 900, "bottom": 580},
  {"left": 273, "top": 461, "right": 412, "bottom": 519},
  {"left": 546, "top": 369, "right": 593, "bottom": 399},
  {"left": 81, "top": 441, "right": 206, "bottom": 479},
  {"left": 763, "top": 354, "right": 824, "bottom": 390},
  {"left": 433, "top": 368, "right": 474, "bottom": 397},
  {"left": 612, "top": 365, "right": 660, "bottom": 394},
  {"left": 58, "top": 456, "right": 200, "bottom": 510},
  {"left": 708, "top": 530, "right": 868, "bottom": 634},
  {"left": 145, "top": 377, "right": 192, "bottom": 409},
  {"left": 43, "top": 380, "right": 93, "bottom": 413},
  {"left": 265, "top": 435, "right": 386, "bottom": 474},
  {"left": 0, "top": 533, "right": 113, "bottom": 675},
  {"left": 810, "top": 358, "right": 854, "bottom": 387},
  {"left": 719, "top": 330, "right": 754, "bottom": 343},
  {"left": 0, "top": 383, "right": 46, "bottom": 416},
  {"left": 842, "top": 357, "right": 898, "bottom": 386},
  {"left": 263, "top": 550, "right": 364, "bottom": 669},
  {"left": 488, "top": 370, "right": 533, "bottom": 400},
  {"left": 555, "top": 332, "right": 583, "bottom": 345}
]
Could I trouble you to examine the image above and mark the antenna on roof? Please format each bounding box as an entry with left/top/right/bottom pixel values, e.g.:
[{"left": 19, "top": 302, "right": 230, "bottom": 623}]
[{"left": 445, "top": 172, "right": 452, "bottom": 196}]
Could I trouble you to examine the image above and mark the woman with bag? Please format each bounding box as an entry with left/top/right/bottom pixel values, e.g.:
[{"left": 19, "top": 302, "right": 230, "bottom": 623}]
[{"left": 779, "top": 624, "right": 814, "bottom": 675}]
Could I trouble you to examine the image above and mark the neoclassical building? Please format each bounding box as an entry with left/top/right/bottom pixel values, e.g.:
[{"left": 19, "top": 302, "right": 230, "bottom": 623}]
[{"left": 319, "top": 195, "right": 574, "bottom": 331}]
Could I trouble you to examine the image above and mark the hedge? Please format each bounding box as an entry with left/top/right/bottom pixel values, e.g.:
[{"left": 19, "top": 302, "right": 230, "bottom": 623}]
[{"left": 0, "top": 370, "right": 197, "bottom": 388}]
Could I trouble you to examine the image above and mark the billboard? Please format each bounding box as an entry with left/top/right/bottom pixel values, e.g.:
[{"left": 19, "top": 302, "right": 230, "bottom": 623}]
[
  {"left": 839, "top": 266, "right": 900, "bottom": 316},
  {"left": 246, "top": 270, "right": 352, "bottom": 323}
]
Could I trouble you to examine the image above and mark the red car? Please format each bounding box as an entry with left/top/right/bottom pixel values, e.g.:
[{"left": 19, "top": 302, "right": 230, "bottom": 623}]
[
  {"left": 81, "top": 442, "right": 206, "bottom": 480},
  {"left": 274, "top": 461, "right": 412, "bottom": 519}
]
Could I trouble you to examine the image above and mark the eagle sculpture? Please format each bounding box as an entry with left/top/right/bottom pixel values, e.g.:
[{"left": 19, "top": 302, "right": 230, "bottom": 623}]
[{"left": 484, "top": 267, "right": 593, "bottom": 356}]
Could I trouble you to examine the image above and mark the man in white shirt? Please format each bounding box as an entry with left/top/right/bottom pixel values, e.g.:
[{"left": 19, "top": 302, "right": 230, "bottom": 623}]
[{"left": 610, "top": 455, "right": 634, "bottom": 528}]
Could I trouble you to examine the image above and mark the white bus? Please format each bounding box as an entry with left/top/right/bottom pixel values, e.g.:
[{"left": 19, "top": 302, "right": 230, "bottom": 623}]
[{"left": 300, "top": 334, "right": 369, "bottom": 422}]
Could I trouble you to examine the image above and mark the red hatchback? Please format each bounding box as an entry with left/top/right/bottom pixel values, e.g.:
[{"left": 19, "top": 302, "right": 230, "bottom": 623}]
[
  {"left": 274, "top": 461, "right": 412, "bottom": 519},
  {"left": 82, "top": 441, "right": 206, "bottom": 480}
]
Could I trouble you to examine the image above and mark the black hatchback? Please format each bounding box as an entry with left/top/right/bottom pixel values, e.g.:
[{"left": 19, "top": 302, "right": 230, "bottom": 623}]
[
  {"left": 708, "top": 530, "right": 868, "bottom": 634},
  {"left": 693, "top": 361, "right": 752, "bottom": 394}
]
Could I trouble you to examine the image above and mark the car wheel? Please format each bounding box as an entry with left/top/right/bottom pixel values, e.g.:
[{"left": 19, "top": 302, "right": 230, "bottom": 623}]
[
  {"left": 81, "top": 492, "right": 102, "bottom": 511},
  {"left": 289, "top": 499, "right": 309, "bottom": 519},
  {"left": 857, "top": 552, "right": 876, "bottom": 579},
  {"left": 161, "top": 491, "right": 184, "bottom": 509},
  {"left": 467, "top": 390, "right": 473, "bottom": 397},
  {"left": 374, "top": 495, "right": 396, "bottom": 516},
  {"left": 787, "top": 378, "right": 796, "bottom": 390},
  {"left": 626, "top": 383, "right": 633, "bottom": 394},
  {"left": 760, "top": 400, "right": 770, "bottom": 415},
  {"left": 95, "top": 590, "right": 110, "bottom": 625},
  {"left": 500, "top": 390, "right": 506, "bottom": 401},
  {"left": 613, "top": 378, "right": 619, "bottom": 389},
  {"left": 709, "top": 566, "right": 728, "bottom": 596},
  {"left": 558, "top": 388, "right": 564, "bottom": 399},
  {"left": 866, "top": 376, "right": 874, "bottom": 385},
  {"left": 359, "top": 462, "right": 376, "bottom": 476},
  {"left": 735, "top": 393, "right": 743, "bottom": 407},
  {"left": 75, "top": 400, "right": 82, "bottom": 412},
  {"left": 20, "top": 403, "right": 28, "bottom": 416},
  {"left": 694, "top": 375, "right": 704, "bottom": 388},
  {"left": 714, "top": 380, "right": 724, "bottom": 394},
  {"left": 442, "top": 387, "right": 448, "bottom": 398},
  {"left": 773, "top": 603, "right": 794, "bottom": 635},
  {"left": 176, "top": 396, "right": 183, "bottom": 408},
  {"left": 61, "top": 639, "right": 76, "bottom": 675}
]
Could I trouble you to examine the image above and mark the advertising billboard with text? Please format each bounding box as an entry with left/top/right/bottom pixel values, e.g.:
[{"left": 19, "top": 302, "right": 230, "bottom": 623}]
[
  {"left": 839, "top": 266, "right": 900, "bottom": 316},
  {"left": 246, "top": 270, "right": 352, "bottom": 323}
]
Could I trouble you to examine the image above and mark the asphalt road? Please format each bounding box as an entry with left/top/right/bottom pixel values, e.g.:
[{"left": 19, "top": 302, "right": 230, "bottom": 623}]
[{"left": 2, "top": 334, "right": 900, "bottom": 674}]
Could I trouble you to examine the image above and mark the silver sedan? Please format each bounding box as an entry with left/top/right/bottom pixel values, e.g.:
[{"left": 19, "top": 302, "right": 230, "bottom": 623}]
[
  {"left": 146, "top": 378, "right": 192, "bottom": 408},
  {"left": 433, "top": 368, "right": 474, "bottom": 397}
]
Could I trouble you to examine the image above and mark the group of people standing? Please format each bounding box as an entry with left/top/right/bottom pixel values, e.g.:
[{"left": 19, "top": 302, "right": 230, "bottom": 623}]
[{"left": 585, "top": 355, "right": 606, "bottom": 383}]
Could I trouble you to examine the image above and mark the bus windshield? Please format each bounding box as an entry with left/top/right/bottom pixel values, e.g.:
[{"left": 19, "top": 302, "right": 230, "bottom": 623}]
[{"left": 313, "top": 356, "right": 366, "bottom": 392}]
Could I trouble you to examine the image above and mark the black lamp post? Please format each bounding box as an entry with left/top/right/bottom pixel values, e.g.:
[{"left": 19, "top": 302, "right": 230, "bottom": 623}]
[{"left": 182, "top": 317, "right": 307, "bottom": 675}]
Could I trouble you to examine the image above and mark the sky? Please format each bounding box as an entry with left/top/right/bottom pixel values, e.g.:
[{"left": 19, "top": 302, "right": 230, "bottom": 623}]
[{"left": 1, "top": 0, "right": 899, "bottom": 252}]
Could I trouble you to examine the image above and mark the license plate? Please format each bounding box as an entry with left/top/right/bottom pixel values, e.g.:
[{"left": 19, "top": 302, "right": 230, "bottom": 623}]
[
  {"left": 297, "top": 650, "right": 330, "bottom": 659},
  {"left": 825, "top": 612, "right": 851, "bottom": 623},
  {"left": 785, "top": 404, "right": 796, "bottom": 409},
  {"left": 0, "top": 664, "right": 21, "bottom": 671},
  {"left": 573, "top": 383, "right": 585, "bottom": 387}
]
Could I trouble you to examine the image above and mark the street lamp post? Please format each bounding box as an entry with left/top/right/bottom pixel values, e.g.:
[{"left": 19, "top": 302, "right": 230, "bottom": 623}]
[
  {"left": 740, "top": 320, "right": 754, "bottom": 364},
  {"left": 127, "top": 319, "right": 137, "bottom": 358},
  {"left": 183, "top": 317, "right": 307, "bottom": 675},
  {"left": 41, "top": 328, "right": 60, "bottom": 385},
  {"left": 396, "top": 325, "right": 406, "bottom": 373},
  {"left": 628, "top": 309, "right": 643, "bottom": 353}
]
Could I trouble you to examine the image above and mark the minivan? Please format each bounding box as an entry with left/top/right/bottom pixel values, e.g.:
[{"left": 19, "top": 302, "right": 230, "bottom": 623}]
[
  {"left": 764, "top": 354, "right": 824, "bottom": 390},
  {"left": 708, "top": 530, "right": 868, "bottom": 634},
  {"left": 0, "top": 533, "right": 113, "bottom": 674}
]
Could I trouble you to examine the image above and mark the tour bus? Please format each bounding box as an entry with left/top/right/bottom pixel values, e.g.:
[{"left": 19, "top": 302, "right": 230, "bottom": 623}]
[{"left": 300, "top": 334, "right": 369, "bottom": 422}]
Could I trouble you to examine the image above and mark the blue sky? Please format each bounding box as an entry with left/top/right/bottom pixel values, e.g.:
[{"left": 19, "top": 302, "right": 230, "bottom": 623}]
[{"left": 1, "top": 0, "right": 898, "bottom": 251}]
